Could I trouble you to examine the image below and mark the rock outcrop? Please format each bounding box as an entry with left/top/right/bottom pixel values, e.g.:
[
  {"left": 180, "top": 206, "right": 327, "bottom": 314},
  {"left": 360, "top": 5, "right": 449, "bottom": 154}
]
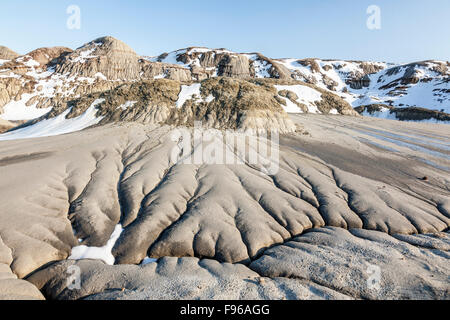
[
  {"left": 27, "top": 46, "right": 73, "bottom": 67},
  {"left": 0, "top": 46, "right": 19, "bottom": 60},
  {"left": 151, "top": 47, "right": 293, "bottom": 80},
  {"left": 0, "top": 119, "right": 16, "bottom": 133},
  {"left": 1, "top": 115, "right": 449, "bottom": 278},
  {"left": 54, "top": 36, "right": 141, "bottom": 80},
  {"left": 2, "top": 36, "right": 447, "bottom": 130}
]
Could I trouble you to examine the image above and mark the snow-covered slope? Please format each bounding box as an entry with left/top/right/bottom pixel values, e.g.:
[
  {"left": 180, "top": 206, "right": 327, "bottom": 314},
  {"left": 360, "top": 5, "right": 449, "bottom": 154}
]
[
  {"left": 0, "top": 99, "right": 105, "bottom": 140},
  {"left": 277, "top": 58, "right": 450, "bottom": 121},
  {"left": 146, "top": 47, "right": 291, "bottom": 80},
  {"left": 352, "top": 61, "right": 450, "bottom": 112},
  {"left": 155, "top": 50, "right": 449, "bottom": 120}
]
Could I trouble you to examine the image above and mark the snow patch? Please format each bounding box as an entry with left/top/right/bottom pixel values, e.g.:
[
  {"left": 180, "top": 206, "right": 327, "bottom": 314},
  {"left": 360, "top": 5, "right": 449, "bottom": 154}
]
[
  {"left": 94, "top": 72, "right": 107, "bottom": 80},
  {"left": 0, "top": 94, "right": 52, "bottom": 121},
  {"left": 275, "top": 85, "right": 322, "bottom": 113},
  {"left": 176, "top": 83, "right": 201, "bottom": 108},
  {"left": 204, "top": 94, "right": 215, "bottom": 103},
  {"left": 16, "top": 56, "right": 40, "bottom": 67},
  {"left": 329, "top": 109, "right": 339, "bottom": 115},
  {"left": 117, "top": 101, "right": 137, "bottom": 110},
  {"left": 154, "top": 49, "right": 187, "bottom": 66},
  {"left": 0, "top": 99, "right": 105, "bottom": 141},
  {"left": 0, "top": 71, "right": 21, "bottom": 79},
  {"left": 68, "top": 224, "right": 123, "bottom": 265},
  {"left": 188, "top": 47, "right": 211, "bottom": 54}
]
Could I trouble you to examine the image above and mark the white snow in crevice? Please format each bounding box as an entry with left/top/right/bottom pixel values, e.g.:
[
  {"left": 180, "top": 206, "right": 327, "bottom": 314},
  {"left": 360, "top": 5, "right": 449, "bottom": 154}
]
[
  {"left": 151, "top": 49, "right": 188, "bottom": 67},
  {"left": 1, "top": 62, "right": 105, "bottom": 123},
  {"left": 117, "top": 100, "right": 137, "bottom": 110},
  {"left": 0, "top": 59, "right": 10, "bottom": 66},
  {"left": 275, "top": 85, "right": 322, "bottom": 113},
  {"left": 0, "top": 71, "right": 21, "bottom": 79},
  {"left": 68, "top": 224, "right": 123, "bottom": 265},
  {"left": 94, "top": 72, "right": 107, "bottom": 80},
  {"left": 77, "top": 76, "right": 96, "bottom": 84},
  {"left": 16, "top": 56, "right": 40, "bottom": 67},
  {"left": 176, "top": 83, "right": 212, "bottom": 108},
  {"left": 277, "top": 96, "right": 303, "bottom": 113},
  {"left": 245, "top": 54, "right": 271, "bottom": 78},
  {"left": 329, "top": 109, "right": 339, "bottom": 115},
  {"left": 0, "top": 93, "right": 52, "bottom": 121},
  {"left": 0, "top": 99, "right": 105, "bottom": 141},
  {"left": 187, "top": 47, "right": 211, "bottom": 54},
  {"left": 24, "top": 59, "right": 40, "bottom": 67},
  {"left": 204, "top": 94, "right": 215, "bottom": 103},
  {"left": 71, "top": 48, "right": 97, "bottom": 63}
]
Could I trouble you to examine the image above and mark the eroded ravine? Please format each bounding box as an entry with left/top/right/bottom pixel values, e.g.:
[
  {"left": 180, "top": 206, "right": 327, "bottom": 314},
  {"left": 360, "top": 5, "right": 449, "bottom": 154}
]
[{"left": 0, "top": 116, "right": 449, "bottom": 299}]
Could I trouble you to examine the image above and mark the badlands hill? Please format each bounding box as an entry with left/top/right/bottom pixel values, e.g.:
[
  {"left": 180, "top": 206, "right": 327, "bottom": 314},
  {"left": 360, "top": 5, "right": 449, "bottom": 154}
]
[
  {"left": 0, "top": 46, "right": 19, "bottom": 60},
  {"left": 0, "top": 36, "right": 449, "bottom": 138},
  {"left": 0, "top": 36, "right": 357, "bottom": 136}
]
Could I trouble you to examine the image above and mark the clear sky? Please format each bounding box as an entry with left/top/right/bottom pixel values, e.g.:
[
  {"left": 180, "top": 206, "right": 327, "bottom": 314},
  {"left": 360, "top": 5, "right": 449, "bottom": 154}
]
[{"left": 1, "top": 0, "right": 449, "bottom": 63}]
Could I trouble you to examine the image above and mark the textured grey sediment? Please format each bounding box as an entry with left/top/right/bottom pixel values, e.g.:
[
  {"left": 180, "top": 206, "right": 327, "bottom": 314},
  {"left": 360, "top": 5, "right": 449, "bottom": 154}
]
[
  {"left": 0, "top": 115, "right": 449, "bottom": 299},
  {"left": 27, "top": 227, "right": 449, "bottom": 300}
]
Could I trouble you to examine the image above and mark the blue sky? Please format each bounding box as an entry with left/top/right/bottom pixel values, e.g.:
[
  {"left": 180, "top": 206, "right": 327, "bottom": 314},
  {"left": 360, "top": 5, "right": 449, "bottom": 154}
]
[{"left": 1, "top": 0, "right": 449, "bottom": 63}]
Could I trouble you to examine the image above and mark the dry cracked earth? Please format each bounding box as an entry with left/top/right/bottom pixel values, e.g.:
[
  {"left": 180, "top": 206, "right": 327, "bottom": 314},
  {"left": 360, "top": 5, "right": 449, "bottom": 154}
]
[{"left": 0, "top": 115, "right": 449, "bottom": 300}]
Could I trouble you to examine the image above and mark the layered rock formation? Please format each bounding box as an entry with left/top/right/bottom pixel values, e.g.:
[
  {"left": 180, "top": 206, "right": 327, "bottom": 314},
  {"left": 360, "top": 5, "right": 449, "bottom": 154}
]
[
  {"left": 27, "top": 227, "right": 449, "bottom": 300},
  {"left": 276, "top": 58, "right": 450, "bottom": 122},
  {"left": 355, "top": 104, "right": 450, "bottom": 123},
  {"left": 1, "top": 36, "right": 448, "bottom": 129},
  {"left": 54, "top": 36, "right": 140, "bottom": 80},
  {"left": 149, "top": 48, "right": 292, "bottom": 80},
  {"left": 0, "top": 46, "right": 19, "bottom": 60}
]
